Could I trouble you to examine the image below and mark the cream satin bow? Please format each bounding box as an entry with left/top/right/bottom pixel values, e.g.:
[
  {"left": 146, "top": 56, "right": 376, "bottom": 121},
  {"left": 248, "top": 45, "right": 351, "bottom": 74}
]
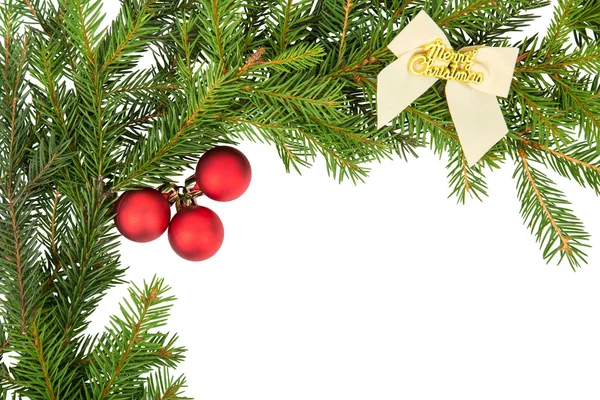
[{"left": 377, "top": 11, "right": 520, "bottom": 166}]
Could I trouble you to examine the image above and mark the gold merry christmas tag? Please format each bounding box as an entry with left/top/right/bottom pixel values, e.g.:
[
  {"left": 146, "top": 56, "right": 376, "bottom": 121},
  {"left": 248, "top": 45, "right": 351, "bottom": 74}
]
[{"left": 409, "top": 39, "right": 484, "bottom": 84}]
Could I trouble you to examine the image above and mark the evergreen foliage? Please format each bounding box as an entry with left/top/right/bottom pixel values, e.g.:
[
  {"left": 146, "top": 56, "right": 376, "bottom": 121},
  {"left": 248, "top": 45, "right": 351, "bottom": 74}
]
[{"left": 0, "top": 0, "right": 599, "bottom": 397}]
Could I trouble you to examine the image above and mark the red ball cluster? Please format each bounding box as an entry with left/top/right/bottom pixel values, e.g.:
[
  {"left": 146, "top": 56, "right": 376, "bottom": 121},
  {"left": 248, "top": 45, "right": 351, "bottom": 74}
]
[{"left": 114, "top": 146, "right": 251, "bottom": 262}]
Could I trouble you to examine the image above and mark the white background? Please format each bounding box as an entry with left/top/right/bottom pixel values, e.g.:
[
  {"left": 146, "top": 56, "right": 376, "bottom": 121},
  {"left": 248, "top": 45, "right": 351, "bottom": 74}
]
[{"left": 91, "top": 2, "right": 600, "bottom": 399}]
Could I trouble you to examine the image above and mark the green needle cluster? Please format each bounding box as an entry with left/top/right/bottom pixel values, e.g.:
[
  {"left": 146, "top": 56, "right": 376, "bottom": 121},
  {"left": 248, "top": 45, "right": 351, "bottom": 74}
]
[{"left": 1, "top": 0, "right": 599, "bottom": 397}]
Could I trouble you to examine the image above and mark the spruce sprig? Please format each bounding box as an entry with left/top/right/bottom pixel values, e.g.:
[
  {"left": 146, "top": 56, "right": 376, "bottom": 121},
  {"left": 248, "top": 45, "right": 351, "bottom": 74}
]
[{"left": 1, "top": 0, "right": 600, "bottom": 398}]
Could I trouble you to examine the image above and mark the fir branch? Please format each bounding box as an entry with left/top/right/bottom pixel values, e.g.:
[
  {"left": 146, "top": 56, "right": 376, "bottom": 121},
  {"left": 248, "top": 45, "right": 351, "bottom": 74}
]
[
  {"left": 2, "top": 1, "right": 600, "bottom": 397},
  {"left": 267, "top": 0, "right": 313, "bottom": 56},
  {"left": 511, "top": 80, "right": 571, "bottom": 147},
  {"left": 515, "top": 53, "right": 600, "bottom": 74},
  {"left": 256, "top": 43, "right": 324, "bottom": 73},
  {"left": 309, "top": 114, "right": 385, "bottom": 149},
  {"left": 248, "top": 86, "right": 339, "bottom": 108},
  {"left": 392, "top": 0, "right": 414, "bottom": 20},
  {"left": 196, "top": 0, "right": 235, "bottom": 69},
  {"left": 22, "top": 0, "right": 40, "bottom": 22},
  {"left": 404, "top": 105, "right": 457, "bottom": 156},
  {"left": 144, "top": 369, "right": 190, "bottom": 400},
  {"left": 126, "top": 110, "right": 161, "bottom": 127},
  {"left": 553, "top": 74, "right": 600, "bottom": 147},
  {"left": 4, "top": 37, "right": 28, "bottom": 188},
  {"left": 114, "top": 67, "right": 231, "bottom": 189},
  {"left": 98, "top": 290, "right": 156, "bottom": 399},
  {"left": 447, "top": 147, "right": 489, "bottom": 203},
  {"left": 437, "top": 0, "right": 495, "bottom": 27},
  {"left": 28, "top": 31, "right": 92, "bottom": 188},
  {"left": 87, "top": 277, "right": 185, "bottom": 399},
  {"left": 298, "top": 126, "right": 366, "bottom": 182},
  {"left": 6, "top": 203, "right": 27, "bottom": 334},
  {"left": 338, "top": 0, "right": 353, "bottom": 62},
  {"left": 280, "top": 0, "right": 293, "bottom": 53},
  {"left": 40, "top": 188, "right": 66, "bottom": 291},
  {"left": 515, "top": 147, "right": 589, "bottom": 269},
  {"left": 69, "top": 0, "right": 101, "bottom": 66},
  {"left": 16, "top": 146, "right": 66, "bottom": 202},
  {"left": 519, "top": 137, "right": 600, "bottom": 194},
  {"left": 211, "top": 0, "right": 226, "bottom": 67},
  {"left": 218, "top": 113, "right": 312, "bottom": 174},
  {"left": 10, "top": 314, "right": 81, "bottom": 399},
  {"left": 523, "top": 140, "right": 600, "bottom": 175},
  {"left": 0, "top": 5, "right": 42, "bottom": 336},
  {"left": 543, "top": 0, "right": 577, "bottom": 59},
  {"left": 98, "top": 0, "right": 156, "bottom": 75},
  {"left": 30, "top": 320, "right": 58, "bottom": 400}
]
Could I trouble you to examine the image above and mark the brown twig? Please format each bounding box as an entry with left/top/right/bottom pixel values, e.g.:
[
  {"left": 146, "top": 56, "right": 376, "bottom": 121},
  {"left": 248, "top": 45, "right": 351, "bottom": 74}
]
[
  {"left": 519, "top": 137, "right": 600, "bottom": 174},
  {"left": 461, "top": 153, "right": 471, "bottom": 193},
  {"left": 280, "top": 0, "right": 292, "bottom": 53},
  {"left": 99, "top": 285, "right": 159, "bottom": 399},
  {"left": 31, "top": 320, "right": 58, "bottom": 400},
  {"left": 338, "top": 1, "right": 353, "bottom": 62},
  {"left": 392, "top": 0, "right": 414, "bottom": 20},
  {"left": 236, "top": 47, "right": 264, "bottom": 77},
  {"left": 517, "top": 148, "right": 573, "bottom": 254},
  {"left": 544, "top": 0, "right": 575, "bottom": 61},
  {"left": 212, "top": 0, "right": 227, "bottom": 71}
]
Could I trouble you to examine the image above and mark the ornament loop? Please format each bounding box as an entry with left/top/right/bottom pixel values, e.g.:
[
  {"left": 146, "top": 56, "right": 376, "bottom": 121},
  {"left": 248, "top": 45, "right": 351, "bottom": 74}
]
[{"left": 157, "top": 179, "right": 205, "bottom": 212}]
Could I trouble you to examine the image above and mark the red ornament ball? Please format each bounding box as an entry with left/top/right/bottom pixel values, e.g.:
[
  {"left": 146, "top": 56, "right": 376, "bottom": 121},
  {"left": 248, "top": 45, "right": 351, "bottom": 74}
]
[
  {"left": 114, "top": 188, "right": 171, "bottom": 243},
  {"left": 195, "top": 146, "right": 252, "bottom": 202},
  {"left": 168, "top": 205, "right": 224, "bottom": 262}
]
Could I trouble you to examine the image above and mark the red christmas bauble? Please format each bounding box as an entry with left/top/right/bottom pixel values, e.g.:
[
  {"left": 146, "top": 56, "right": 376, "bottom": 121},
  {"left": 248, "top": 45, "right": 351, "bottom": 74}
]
[
  {"left": 195, "top": 146, "right": 252, "bottom": 202},
  {"left": 114, "top": 188, "right": 171, "bottom": 243},
  {"left": 168, "top": 205, "right": 224, "bottom": 261}
]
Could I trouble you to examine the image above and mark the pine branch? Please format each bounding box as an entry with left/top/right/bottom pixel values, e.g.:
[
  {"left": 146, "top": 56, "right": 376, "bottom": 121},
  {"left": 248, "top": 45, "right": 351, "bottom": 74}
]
[
  {"left": 447, "top": 146, "right": 489, "bottom": 204},
  {"left": 28, "top": 319, "right": 58, "bottom": 400},
  {"left": 5, "top": 203, "right": 28, "bottom": 335},
  {"left": 553, "top": 74, "right": 600, "bottom": 148},
  {"left": 257, "top": 43, "right": 324, "bottom": 73},
  {"left": 114, "top": 65, "right": 232, "bottom": 189},
  {"left": 267, "top": 0, "right": 313, "bottom": 56},
  {"left": 0, "top": 4, "right": 45, "bottom": 338},
  {"left": 392, "top": 0, "right": 414, "bottom": 20},
  {"left": 280, "top": 0, "right": 292, "bottom": 53},
  {"left": 87, "top": 277, "right": 185, "bottom": 399},
  {"left": 515, "top": 147, "right": 589, "bottom": 269},
  {"left": 438, "top": 0, "right": 496, "bottom": 27},
  {"left": 511, "top": 79, "right": 572, "bottom": 147},
  {"left": 144, "top": 369, "right": 190, "bottom": 400},
  {"left": 53, "top": 192, "right": 123, "bottom": 341},
  {"left": 98, "top": 0, "right": 177, "bottom": 78},
  {"left": 11, "top": 314, "right": 90, "bottom": 399},
  {"left": 519, "top": 137, "right": 600, "bottom": 194},
  {"left": 338, "top": 0, "right": 353, "bottom": 62},
  {"left": 543, "top": 0, "right": 578, "bottom": 59},
  {"left": 2, "top": 1, "right": 600, "bottom": 398},
  {"left": 40, "top": 188, "right": 63, "bottom": 290}
]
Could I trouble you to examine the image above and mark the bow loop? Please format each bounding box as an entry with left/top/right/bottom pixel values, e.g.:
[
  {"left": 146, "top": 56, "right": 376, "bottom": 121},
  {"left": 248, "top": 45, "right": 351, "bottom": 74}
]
[
  {"left": 460, "top": 46, "right": 520, "bottom": 98},
  {"left": 387, "top": 11, "right": 450, "bottom": 58}
]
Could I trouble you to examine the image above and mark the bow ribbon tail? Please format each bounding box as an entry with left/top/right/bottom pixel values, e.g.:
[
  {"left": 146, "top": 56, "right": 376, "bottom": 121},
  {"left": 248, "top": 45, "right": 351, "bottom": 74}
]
[{"left": 446, "top": 81, "right": 509, "bottom": 166}]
